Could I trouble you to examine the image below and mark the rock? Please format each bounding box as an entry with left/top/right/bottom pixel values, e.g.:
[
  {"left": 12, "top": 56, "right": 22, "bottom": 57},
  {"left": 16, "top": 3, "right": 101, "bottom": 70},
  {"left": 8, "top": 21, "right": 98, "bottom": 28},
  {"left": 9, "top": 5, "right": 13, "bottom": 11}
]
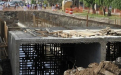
[
  {"left": 64, "top": 61, "right": 121, "bottom": 75},
  {"left": 104, "top": 70, "right": 115, "bottom": 75},
  {"left": 77, "top": 67, "right": 85, "bottom": 71},
  {"left": 100, "top": 68, "right": 114, "bottom": 75},
  {"left": 94, "top": 61, "right": 105, "bottom": 74},
  {"left": 64, "top": 69, "right": 72, "bottom": 75},
  {"left": 99, "top": 27, "right": 118, "bottom": 36},
  {"left": 64, "top": 69, "right": 77, "bottom": 75},
  {"left": 88, "top": 62, "right": 99, "bottom": 68}
]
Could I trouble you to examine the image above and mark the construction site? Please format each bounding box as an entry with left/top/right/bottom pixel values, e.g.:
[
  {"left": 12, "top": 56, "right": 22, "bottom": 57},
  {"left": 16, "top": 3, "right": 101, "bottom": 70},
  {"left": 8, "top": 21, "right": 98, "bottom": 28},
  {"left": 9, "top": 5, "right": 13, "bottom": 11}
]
[{"left": 0, "top": 11, "right": 121, "bottom": 75}]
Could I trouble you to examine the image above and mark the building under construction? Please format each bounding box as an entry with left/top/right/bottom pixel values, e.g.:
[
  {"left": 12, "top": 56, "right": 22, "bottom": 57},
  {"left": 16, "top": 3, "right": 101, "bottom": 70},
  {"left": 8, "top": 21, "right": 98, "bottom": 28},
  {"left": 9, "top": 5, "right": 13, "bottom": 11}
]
[{"left": 0, "top": 11, "right": 121, "bottom": 75}]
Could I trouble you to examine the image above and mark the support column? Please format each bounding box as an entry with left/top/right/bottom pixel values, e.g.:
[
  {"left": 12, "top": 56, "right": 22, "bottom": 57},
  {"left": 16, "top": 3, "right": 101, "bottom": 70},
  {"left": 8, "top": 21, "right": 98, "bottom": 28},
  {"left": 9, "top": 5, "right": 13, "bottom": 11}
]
[
  {"left": 100, "top": 41, "right": 107, "bottom": 61},
  {"left": 33, "top": 14, "right": 36, "bottom": 27},
  {"left": 16, "top": 40, "right": 21, "bottom": 75}
]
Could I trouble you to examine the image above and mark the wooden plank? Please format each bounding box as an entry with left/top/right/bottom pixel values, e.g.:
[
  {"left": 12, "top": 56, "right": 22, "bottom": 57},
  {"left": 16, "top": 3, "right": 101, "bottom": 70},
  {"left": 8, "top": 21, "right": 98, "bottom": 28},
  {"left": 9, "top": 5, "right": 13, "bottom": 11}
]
[
  {"left": 35, "top": 19, "right": 42, "bottom": 21},
  {"left": 69, "top": 31, "right": 78, "bottom": 36},
  {"left": 0, "top": 39, "right": 7, "bottom": 48},
  {"left": 69, "top": 31, "right": 99, "bottom": 37},
  {"left": 77, "top": 31, "right": 98, "bottom": 37},
  {"left": 36, "top": 18, "right": 38, "bottom": 27},
  {"left": 0, "top": 45, "right": 7, "bottom": 48},
  {"left": 59, "top": 33, "right": 68, "bottom": 38},
  {"left": 4, "top": 22, "right": 8, "bottom": 43},
  {"left": 49, "top": 31, "right": 63, "bottom": 34},
  {"left": 3, "top": 49, "right": 8, "bottom": 57},
  {"left": 8, "top": 27, "right": 20, "bottom": 29},
  {"left": 36, "top": 31, "right": 48, "bottom": 34},
  {"left": 33, "top": 14, "right": 36, "bottom": 27},
  {"left": 116, "top": 31, "right": 121, "bottom": 35}
]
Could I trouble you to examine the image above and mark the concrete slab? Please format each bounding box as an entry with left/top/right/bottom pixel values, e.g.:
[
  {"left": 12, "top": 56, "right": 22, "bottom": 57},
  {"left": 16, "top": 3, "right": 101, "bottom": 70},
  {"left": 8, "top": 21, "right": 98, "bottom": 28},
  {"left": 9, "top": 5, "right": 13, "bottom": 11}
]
[{"left": 8, "top": 30, "right": 121, "bottom": 75}]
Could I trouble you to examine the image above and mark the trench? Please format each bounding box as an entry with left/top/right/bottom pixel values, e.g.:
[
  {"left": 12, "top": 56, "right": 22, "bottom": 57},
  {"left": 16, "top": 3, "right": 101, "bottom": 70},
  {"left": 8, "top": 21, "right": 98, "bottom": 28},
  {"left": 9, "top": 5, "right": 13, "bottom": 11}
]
[
  {"left": 1, "top": 11, "right": 121, "bottom": 75},
  {"left": 17, "top": 11, "right": 121, "bottom": 29}
]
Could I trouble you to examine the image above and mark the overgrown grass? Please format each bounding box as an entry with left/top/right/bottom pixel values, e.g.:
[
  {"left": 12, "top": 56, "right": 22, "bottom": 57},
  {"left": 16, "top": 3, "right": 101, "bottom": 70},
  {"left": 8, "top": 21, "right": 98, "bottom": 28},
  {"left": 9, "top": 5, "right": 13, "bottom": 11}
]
[
  {"left": 56, "top": 9, "right": 121, "bottom": 20},
  {"left": 74, "top": 11, "right": 121, "bottom": 20}
]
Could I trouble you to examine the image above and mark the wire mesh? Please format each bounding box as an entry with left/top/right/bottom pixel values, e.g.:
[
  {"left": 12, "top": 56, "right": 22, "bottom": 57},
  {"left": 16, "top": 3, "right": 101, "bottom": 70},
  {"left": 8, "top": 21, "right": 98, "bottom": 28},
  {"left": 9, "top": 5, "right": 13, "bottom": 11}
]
[
  {"left": 106, "top": 42, "right": 121, "bottom": 61},
  {"left": 19, "top": 43, "right": 74, "bottom": 75}
]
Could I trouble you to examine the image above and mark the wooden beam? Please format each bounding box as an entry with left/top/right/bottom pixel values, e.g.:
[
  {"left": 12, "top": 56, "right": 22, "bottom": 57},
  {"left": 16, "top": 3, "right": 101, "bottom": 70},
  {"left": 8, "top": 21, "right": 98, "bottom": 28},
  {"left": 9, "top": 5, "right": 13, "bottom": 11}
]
[
  {"left": 36, "top": 18, "right": 38, "bottom": 27},
  {"left": 0, "top": 45, "right": 7, "bottom": 48},
  {"left": 4, "top": 22, "right": 8, "bottom": 43},
  {"left": 33, "top": 14, "right": 36, "bottom": 27}
]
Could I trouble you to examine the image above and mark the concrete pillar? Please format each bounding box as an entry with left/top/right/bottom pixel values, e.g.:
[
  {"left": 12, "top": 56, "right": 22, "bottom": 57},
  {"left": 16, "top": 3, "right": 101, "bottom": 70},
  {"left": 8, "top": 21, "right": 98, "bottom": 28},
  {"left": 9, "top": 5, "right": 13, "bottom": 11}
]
[
  {"left": 16, "top": 41, "right": 21, "bottom": 75},
  {"left": 100, "top": 41, "right": 107, "bottom": 61},
  {"left": 8, "top": 32, "right": 21, "bottom": 75}
]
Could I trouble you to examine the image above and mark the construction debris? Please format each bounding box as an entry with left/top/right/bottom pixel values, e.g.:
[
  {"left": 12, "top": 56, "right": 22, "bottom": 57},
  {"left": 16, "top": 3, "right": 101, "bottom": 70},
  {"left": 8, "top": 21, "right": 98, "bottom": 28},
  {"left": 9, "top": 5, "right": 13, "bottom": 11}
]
[
  {"left": 26, "top": 29, "right": 37, "bottom": 37},
  {"left": 99, "top": 27, "right": 118, "bottom": 36},
  {"left": 64, "top": 61, "right": 121, "bottom": 75},
  {"left": 22, "top": 27, "right": 121, "bottom": 38}
]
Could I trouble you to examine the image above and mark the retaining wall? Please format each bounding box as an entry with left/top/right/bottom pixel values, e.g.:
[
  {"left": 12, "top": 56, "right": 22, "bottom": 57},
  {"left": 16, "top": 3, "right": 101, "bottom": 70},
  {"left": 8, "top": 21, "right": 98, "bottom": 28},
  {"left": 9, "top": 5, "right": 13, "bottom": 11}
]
[{"left": 17, "top": 11, "right": 121, "bottom": 29}]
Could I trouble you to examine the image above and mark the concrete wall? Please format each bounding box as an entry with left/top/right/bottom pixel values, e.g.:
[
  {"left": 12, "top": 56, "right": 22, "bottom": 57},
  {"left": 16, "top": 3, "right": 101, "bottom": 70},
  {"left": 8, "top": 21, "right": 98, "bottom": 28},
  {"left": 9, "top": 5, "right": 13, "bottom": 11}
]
[
  {"left": 17, "top": 11, "right": 121, "bottom": 29},
  {"left": 37, "top": 11, "right": 121, "bottom": 29},
  {"left": 8, "top": 32, "right": 20, "bottom": 75},
  {"left": 17, "top": 11, "right": 33, "bottom": 27},
  {"left": 8, "top": 31, "right": 117, "bottom": 75}
]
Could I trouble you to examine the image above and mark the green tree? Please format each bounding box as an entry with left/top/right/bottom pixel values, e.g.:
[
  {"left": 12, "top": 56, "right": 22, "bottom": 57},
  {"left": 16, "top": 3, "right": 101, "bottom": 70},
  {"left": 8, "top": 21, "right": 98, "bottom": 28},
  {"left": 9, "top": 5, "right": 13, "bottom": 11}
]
[
  {"left": 95, "top": 0, "right": 106, "bottom": 16},
  {"left": 104, "top": 0, "right": 114, "bottom": 16},
  {"left": 44, "top": 0, "right": 48, "bottom": 4},
  {"left": 83, "top": 0, "right": 95, "bottom": 13},
  {"left": 47, "top": 0, "right": 61, "bottom": 4},
  {"left": 95, "top": 0, "right": 114, "bottom": 16},
  {"left": 31, "top": 0, "right": 36, "bottom": 4},
  {"left": 79, "top": 0, "right": 83, "bottom": 2},
  {"left": 112, "top": 0, "right": 121, "bottom": 10}
]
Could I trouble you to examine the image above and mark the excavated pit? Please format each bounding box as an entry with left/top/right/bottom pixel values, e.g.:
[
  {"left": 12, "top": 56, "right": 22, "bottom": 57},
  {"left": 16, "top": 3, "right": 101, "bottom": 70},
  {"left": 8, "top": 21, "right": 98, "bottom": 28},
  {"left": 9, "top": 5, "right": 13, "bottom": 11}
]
[{"left": 1, "top": 11, "right": 121, "bottom": 75}]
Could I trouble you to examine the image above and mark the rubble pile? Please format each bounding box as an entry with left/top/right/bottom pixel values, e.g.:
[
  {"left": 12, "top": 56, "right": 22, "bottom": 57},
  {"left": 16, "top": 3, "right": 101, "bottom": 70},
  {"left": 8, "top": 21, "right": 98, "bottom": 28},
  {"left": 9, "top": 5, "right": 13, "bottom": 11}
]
[
  {"left": 99, "top": 27, "right": 118, "bottom": 36},
  {"left": 26, "top": 27, "right": 121, "bottom": 38},
  {"left": 64, "top": 61, "right": 121, "bottom": 75}
]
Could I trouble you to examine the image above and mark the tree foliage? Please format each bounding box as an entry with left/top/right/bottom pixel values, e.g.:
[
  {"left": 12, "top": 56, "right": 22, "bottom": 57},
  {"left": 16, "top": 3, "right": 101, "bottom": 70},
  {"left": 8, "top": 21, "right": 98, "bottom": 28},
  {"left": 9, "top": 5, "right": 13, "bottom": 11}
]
[
  {"left": 112, "top": 0, "right": 121, "bottom": 10},
  {"left": 81, "top": 0, "right": 114, "bottom": 8},
  {"left": 79, "top": 0, "right": 83, "bottom": 2},
  {"left": 82, "top": 0, "right": 95, "bottom": 8},
  {"left": 95, "top": 0, "right": 114, "bottom": 7},
  {"left": 44, "top": 0, "right": 48, "bottom": 4},
  {"left": 104, "top": 0, "right": 114, "bottom": 7},
  {"left": 79, "top": 0, "right": 121, "bottom": 16},
  {"left": 47, "top": 0, "right": 62, "bottom": 4},
  {"left": 84, "top": 0, "right": 95, "bottom": 7},
  {"left": 95, "top": 0, "right": 104, "bottom": 6},
  {"left": 31, "top": 0, "right": 36, "bottom": 4}
]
